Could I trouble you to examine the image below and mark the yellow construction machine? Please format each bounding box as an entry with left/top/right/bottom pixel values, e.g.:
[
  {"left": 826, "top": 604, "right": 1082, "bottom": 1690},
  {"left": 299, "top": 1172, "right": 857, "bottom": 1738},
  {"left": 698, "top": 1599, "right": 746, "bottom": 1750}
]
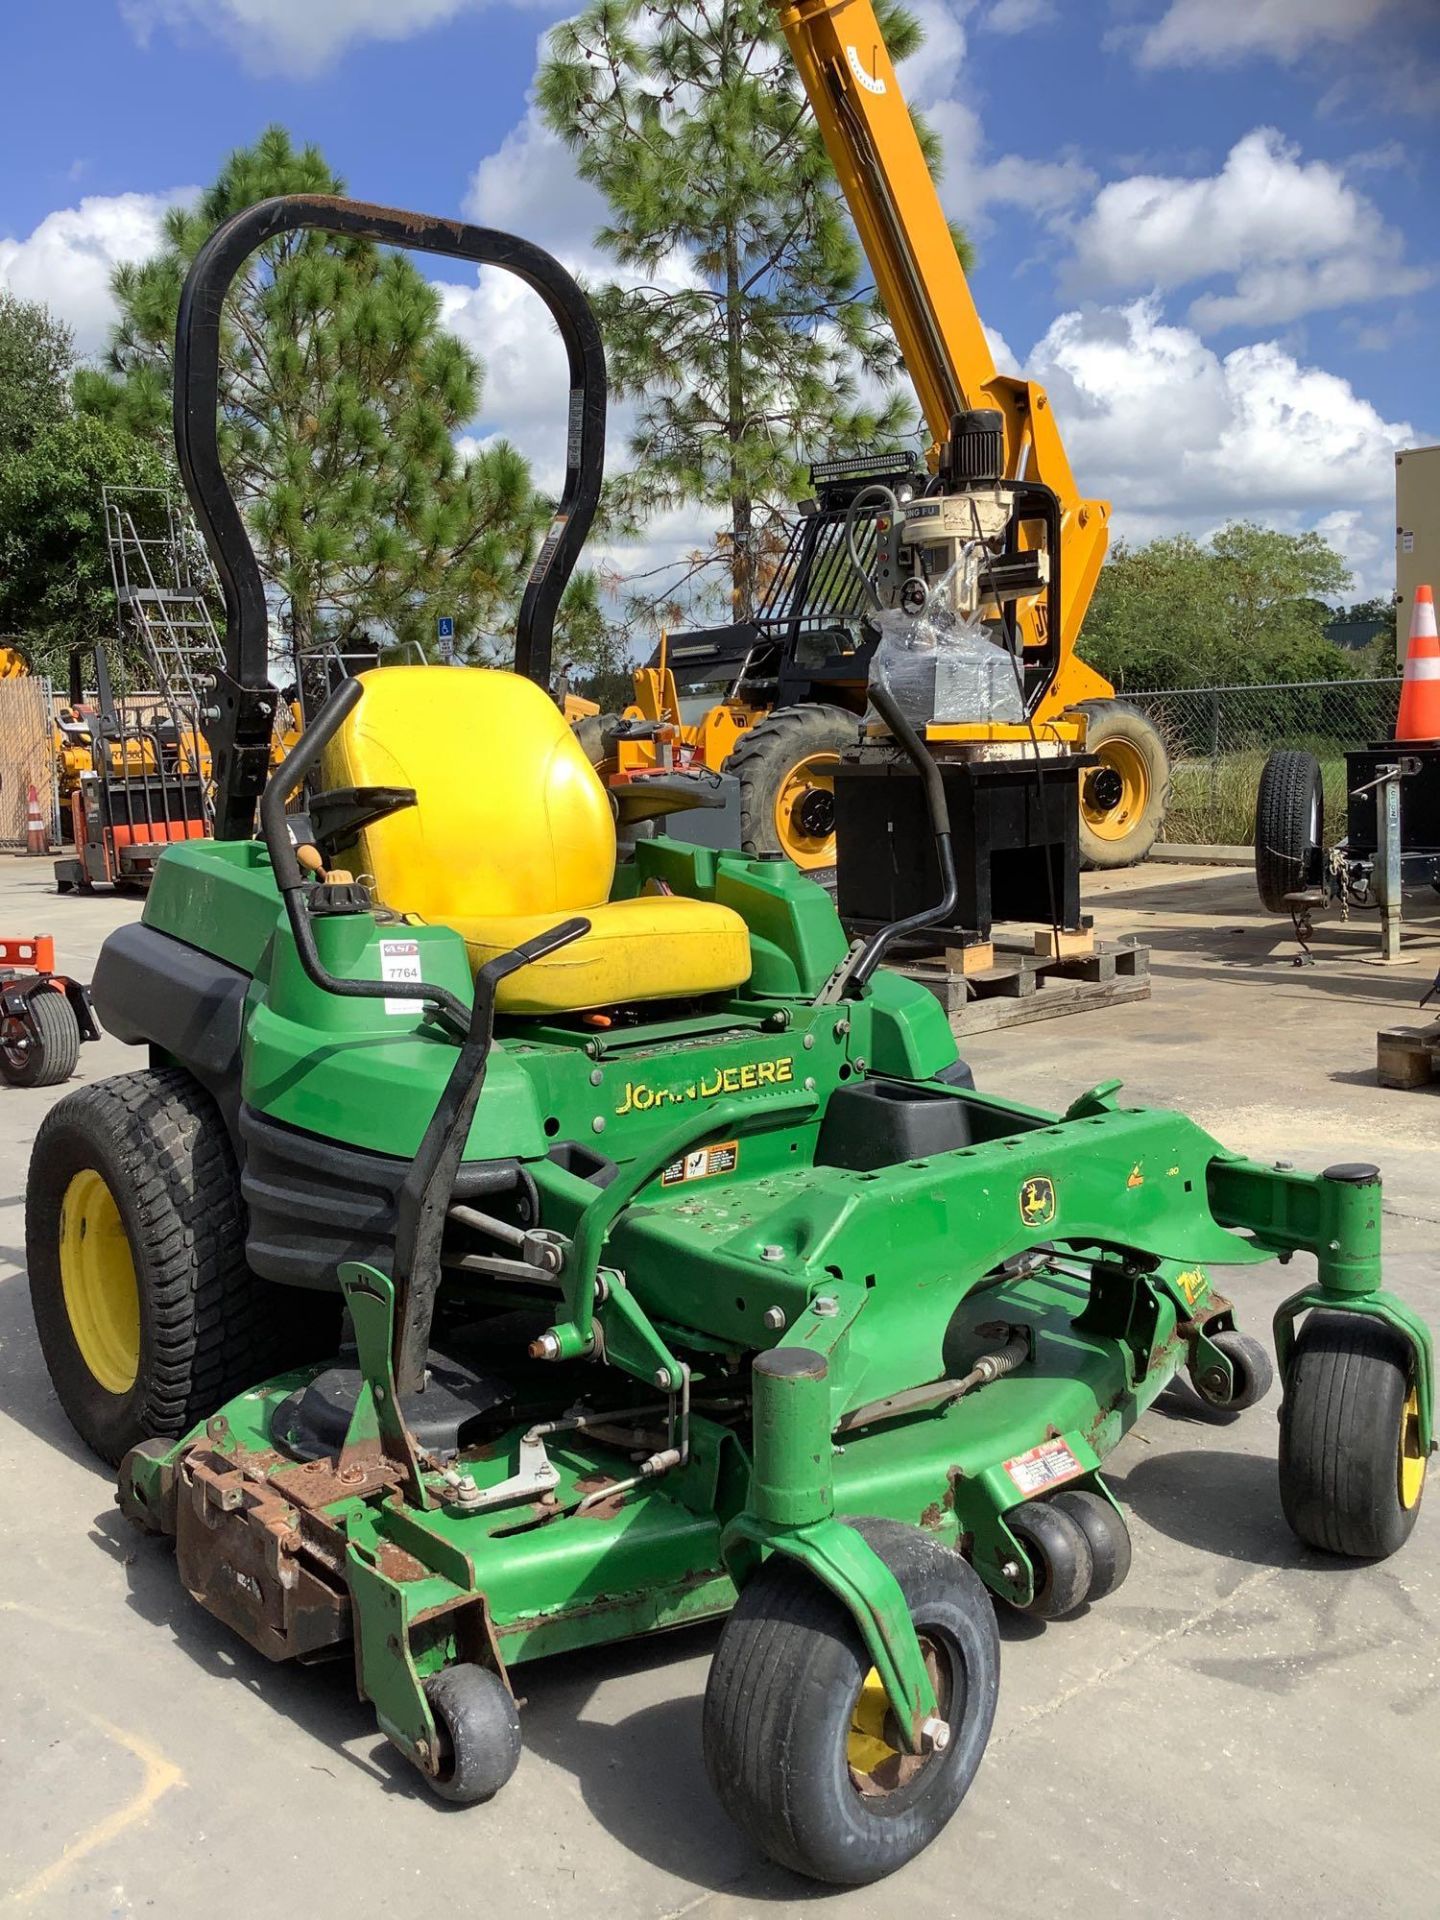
[{"left": 585, "top": 0, "right": 1167, "bottom": 873}]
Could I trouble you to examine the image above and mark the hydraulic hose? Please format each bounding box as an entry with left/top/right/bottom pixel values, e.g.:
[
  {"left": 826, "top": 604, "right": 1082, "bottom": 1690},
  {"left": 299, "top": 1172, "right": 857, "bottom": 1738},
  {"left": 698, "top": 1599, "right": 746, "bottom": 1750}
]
[{"left": 842, "top": 667, "right": 958, "bottom": 995}]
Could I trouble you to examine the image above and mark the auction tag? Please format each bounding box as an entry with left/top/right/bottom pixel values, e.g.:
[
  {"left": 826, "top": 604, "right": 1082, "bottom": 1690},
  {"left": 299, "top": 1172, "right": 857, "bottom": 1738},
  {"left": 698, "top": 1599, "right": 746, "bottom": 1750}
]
[
  {"left": 379, "top": 937, "right": 423, "bottom": 1016},
  {"left": 661, "top": 1140, "right": 739, "bottom": 1186},
  {"left": 1003, "top": 1436, "right": 1084, "bottom": 1496}
]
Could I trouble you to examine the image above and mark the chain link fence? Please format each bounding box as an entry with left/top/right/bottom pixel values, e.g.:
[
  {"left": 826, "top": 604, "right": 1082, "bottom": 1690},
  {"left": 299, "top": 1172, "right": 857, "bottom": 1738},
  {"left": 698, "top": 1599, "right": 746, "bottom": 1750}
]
[
  {"left": 1126, "top": 678, "right": 1402, "bottom": 847},
  {"left": 0, "top": 675, "right": 58, "bottom": 848}
]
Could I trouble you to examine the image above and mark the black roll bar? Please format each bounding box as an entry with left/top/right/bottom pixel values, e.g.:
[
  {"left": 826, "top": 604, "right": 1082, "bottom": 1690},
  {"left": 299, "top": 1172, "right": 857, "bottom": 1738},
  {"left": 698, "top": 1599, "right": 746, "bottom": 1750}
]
[{"left": 172, "top": 193, "right": 608, "bottom": 840}]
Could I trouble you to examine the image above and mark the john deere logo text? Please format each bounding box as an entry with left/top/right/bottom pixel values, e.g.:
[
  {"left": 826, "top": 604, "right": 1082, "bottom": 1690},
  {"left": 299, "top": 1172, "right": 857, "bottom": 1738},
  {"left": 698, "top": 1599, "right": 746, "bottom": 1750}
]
[
  {"left": 1020, "top": 1176, "right": 1056, "bottom": 1226},
  {"left": 615, "top": 1056, "right": 794, "bottom": 1115}
]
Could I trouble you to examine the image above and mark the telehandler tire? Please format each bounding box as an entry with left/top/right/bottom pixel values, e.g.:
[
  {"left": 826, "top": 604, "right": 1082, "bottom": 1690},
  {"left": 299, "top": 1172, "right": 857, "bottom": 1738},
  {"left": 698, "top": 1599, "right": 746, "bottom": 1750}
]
[
  {"left": 1075, "top": 699, "right": 1170, "bottom": 869},
  {"left": 26, "top": 1067, "right": 283, "bottom": 1464},
  {"left": 728, "top": 703, "right": 860, "bottom": 872},
  {"left": 703, "top": 1517, "right": 999, "bottom": 1885},
  {"left": 1279, "top": 1309, "right": 1427, "bottom": 1558},
  {"left": 0, "top": 989, "right": 80, "bottom": 1088}
]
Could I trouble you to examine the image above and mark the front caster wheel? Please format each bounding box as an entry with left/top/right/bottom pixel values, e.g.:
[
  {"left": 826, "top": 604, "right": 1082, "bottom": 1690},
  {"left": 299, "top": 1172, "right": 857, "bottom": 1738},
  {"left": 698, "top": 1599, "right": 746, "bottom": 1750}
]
[
  {"left": 422, "top": 1664, "right": 521, "bottom": 1805},
  {"left": 1191, "top": 1329, "right": 1274, "bottom": 1414},
  {"left": 703, "top": 1519, "right": 999, "bottom": 1886},
  {"left": 1279, "top": 1310, "right": 1427, "bottom": 1558},
  {"left": 1006, "top": 1498, "right": 1094, "bottom": 1618},
  {"left": 1049, "top": 1488, "right": 1132, "bottom": 1602}
]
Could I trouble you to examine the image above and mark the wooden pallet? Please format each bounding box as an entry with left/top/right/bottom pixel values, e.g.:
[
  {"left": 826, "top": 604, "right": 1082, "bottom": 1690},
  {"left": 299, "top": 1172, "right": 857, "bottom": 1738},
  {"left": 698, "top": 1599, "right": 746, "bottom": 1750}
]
[
  {"left": 896, "top": 933, "right": 1151, "bottom": 1034},
  {"left": 1376, "top": 1021, "right": 1440, "bottom": 1090}
]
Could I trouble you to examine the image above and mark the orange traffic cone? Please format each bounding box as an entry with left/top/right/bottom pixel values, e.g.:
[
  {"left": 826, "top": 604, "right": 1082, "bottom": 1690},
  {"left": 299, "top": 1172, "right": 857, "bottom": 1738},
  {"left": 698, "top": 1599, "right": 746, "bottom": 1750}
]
[
  {"left": 25, "top": 782, "right": 48, "bottom": 856},
  {"left": 1396, "top": 585, "right": 1440, "bottom": 741}
]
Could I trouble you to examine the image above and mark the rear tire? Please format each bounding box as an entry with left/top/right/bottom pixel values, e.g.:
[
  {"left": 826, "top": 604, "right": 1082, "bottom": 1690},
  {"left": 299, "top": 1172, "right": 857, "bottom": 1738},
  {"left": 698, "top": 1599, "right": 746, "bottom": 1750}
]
[
  {"left": 1279, "top": 1309, "right": 1426, "bottom": 1558},
  {"left": 1075, "top": 700, "right": 1170, "bottom": 869},
  {"left": 1255, "top": 749, "right": 1323, "bottom": 913},
  {"left": 727, "top": 703, "right": 860, "bottom": 872},
  {"left": 26, "top": 1067, "right": 289, "bottom": 1464},
  {"left": 0, "top": 990, "right": 80, "bottom": 1087},
  {"left": 703, "top": 1518, "right": 999, "bottom": 1885}
]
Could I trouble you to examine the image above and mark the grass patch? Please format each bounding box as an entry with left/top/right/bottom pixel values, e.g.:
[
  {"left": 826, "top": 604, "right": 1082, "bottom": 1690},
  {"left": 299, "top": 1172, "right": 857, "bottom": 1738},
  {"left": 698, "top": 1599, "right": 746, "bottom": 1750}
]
[{"left": 1165, "top": 745, "right": 1350, "bottom": 847}]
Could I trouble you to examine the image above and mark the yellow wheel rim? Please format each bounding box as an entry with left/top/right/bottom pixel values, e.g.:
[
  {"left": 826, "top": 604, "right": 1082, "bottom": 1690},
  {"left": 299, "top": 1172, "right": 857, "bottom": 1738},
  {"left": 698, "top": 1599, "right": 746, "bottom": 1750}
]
[
  {"left": 1399, "top": 1384, "right": 1426, "bottom": 1511},
  {"left": 774, "top": 751, "right": 839, "bottom": 869},
  {"left": 846, "top": 1667, "right": 899, "bottom": 1781},
  {"left": 845, "top": 1645, "right": 947, "bottom": 1796},
  {"left": 1082, "top": 737, "right": 1150, "bottom": 843},
  {"left": 58, "top": 1168, "right": 140, "bottom": 1394}
]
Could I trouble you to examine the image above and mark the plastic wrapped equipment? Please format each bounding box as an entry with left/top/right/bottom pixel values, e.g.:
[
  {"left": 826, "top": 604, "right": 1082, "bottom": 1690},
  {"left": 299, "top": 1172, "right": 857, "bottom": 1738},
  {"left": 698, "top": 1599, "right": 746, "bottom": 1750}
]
[{"left": 871, "top": 569, "right": 1023, "bottom": 726}]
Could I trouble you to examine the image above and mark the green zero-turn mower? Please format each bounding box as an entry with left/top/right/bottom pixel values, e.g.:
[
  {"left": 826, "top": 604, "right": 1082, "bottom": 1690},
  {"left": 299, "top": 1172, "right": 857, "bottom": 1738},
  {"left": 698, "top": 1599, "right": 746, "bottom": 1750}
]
[{"left": 26, "top": 197, "right": 1434, "bottom": 1887}]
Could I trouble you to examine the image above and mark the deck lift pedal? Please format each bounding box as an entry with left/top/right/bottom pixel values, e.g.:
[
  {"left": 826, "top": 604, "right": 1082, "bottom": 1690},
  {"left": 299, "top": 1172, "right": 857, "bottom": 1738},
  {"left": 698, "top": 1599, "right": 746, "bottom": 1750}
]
[{"left": 25, "top": 197, "right": 1433, "bottom": 1886}]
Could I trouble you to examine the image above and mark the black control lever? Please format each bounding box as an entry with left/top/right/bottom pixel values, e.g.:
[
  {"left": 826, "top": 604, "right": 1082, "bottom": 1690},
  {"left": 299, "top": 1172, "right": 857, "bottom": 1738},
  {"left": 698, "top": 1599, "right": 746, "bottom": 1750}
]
[
  {"left": 258, "top": 676, "right": 474, "bottom": 1037},
  {"left": 391, "top": 916, "right": 592, "bottom": 1394}
]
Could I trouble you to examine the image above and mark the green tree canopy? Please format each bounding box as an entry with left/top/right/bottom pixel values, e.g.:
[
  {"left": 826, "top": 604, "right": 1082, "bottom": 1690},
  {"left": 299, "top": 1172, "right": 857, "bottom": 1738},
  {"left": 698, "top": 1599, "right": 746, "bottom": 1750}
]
[
  {"left": 76, "top": 126, "right": 542, "bottom": 667},
  {"left": 539, "top": 0, "right": 953, "bottom": 626},
  {"left": 1079, "top": 521, "right": 1360, "bottom": 691},
  {"left": 0, "top": 415, "right": 172, "bottom": 680},
  {"left": 0, "top": 292, "right": 75, "bottom": 460}
]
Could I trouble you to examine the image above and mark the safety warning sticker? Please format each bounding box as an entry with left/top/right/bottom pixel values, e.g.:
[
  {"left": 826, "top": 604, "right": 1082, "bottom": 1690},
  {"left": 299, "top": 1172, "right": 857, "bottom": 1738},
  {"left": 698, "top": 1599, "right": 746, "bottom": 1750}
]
[
  {"left": 661, "top": 1141, "right": 739, "bottom": 1186},
  {"left": 1002, "top": 1437, "right": 1084, "bottom": 1496},
  {"left": 379, "top": 937, "right": 423, "bottom": 1016}
]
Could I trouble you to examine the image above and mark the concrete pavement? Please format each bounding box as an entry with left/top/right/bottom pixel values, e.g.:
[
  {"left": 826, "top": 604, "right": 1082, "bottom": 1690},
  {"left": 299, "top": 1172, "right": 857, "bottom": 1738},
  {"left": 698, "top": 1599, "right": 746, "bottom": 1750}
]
[{"left": 1, "top": 853, "right": 1436, "bottom": 1918}]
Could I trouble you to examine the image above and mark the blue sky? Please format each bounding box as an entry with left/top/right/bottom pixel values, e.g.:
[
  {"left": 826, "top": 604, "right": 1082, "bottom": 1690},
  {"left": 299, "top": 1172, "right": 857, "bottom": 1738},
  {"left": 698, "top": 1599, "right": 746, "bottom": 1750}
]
[{"left": 2, "top": 0, "right": 1436, "bottom": 604}]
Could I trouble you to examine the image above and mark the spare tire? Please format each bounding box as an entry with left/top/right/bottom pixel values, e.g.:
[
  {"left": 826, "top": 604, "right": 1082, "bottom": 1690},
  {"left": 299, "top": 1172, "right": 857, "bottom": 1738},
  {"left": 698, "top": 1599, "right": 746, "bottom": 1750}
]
[{"left": 1255, "top": 749, "right": 1323, "bottom": 912}]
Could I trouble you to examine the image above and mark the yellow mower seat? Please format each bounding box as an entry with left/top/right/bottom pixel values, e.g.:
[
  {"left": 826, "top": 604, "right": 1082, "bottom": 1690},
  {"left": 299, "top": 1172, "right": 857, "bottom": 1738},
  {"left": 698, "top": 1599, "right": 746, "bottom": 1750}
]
[{"left": 321, "top": 666, "right": 750, "bottom": 1015}]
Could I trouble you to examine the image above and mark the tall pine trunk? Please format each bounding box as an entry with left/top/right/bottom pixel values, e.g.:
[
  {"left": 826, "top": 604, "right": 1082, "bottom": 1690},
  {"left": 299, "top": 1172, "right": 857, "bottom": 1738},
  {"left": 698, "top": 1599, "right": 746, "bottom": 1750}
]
[{"left": 725, "top": 221, "right": 754, "bottom": 622}]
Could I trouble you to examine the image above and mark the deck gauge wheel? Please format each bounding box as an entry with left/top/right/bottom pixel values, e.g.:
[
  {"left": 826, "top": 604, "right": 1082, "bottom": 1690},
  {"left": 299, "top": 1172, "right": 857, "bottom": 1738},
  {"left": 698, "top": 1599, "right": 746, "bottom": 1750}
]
[
  {"left": 422, "top": 1664, "right": 523, "bottom": 1804},
  {"left": 1190, "top": 1329, "right": 1274, "bottom": 1414},
  {"left": 1047, "top": 1488, "right": 1132, "bottom": 1602}
]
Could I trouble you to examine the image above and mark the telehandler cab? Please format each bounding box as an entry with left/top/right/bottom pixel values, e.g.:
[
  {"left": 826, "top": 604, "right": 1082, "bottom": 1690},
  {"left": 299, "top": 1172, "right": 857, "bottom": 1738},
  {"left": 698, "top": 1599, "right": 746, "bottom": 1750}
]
[{"left": 26, "top": 197, "right": 1432, "bottom": 1887}]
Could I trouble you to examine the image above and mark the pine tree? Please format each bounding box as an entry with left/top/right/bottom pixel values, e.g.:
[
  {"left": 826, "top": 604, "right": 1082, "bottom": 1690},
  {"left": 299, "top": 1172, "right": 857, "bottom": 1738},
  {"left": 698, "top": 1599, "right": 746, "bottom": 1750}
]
[
  {"left": 0, "top": 292, "right": 75, "bottom": 459},
  {"left": 538, "top": 0, "right": 960, "bottom": 625},
  {"left": 75, "top": 126, "right": 542, "bottom": 668}
]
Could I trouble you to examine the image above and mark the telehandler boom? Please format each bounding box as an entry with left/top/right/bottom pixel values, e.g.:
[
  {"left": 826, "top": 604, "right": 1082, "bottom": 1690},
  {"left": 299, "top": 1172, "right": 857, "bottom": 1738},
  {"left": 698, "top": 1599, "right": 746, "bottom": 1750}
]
[{"left": 596, "top": 0, "right": 1168, "bottom": 872}]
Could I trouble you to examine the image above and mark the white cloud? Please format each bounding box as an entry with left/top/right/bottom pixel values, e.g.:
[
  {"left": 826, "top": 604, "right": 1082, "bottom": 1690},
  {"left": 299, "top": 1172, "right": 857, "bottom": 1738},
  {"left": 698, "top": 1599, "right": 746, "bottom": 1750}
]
[
  {"left": 895, "top": 9, "right": 1093, "bottom": 230},
  {"left": 1027, "top": 297, "right": 1417, "bottom": 592},
  {"left": 463, "top": 110, "right": 610, "bottom": 270},
  {"left": 119, "top": 0, "right": 544, "bottom": 77},
  {"left": 981, "top": 0, "right": 1058, "bottom": 33},
  {"left": 1133, "top": 0, "right": 1397, "bottom": 70},
  {"left": 898, "top": 0, "right": 974, "bottom": 105},
  {"left": 0, "top": 189, "right": 192, "bottom": 355},
  {"left": 1066, "top": 128, "right": 1432, "bottom": 329}
]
